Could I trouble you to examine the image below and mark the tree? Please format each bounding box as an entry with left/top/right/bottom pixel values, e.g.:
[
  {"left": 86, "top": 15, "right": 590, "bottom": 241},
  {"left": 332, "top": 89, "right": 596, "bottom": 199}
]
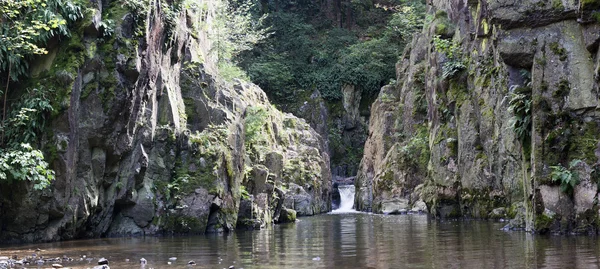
[
  {"left": 0, "top": 0, "right": 82, "bottom": 189},
  {"left": 211, "top": 0, "right": 269, "bottom": 81},
  {"left": 0, "top": 0, "right": 81, "bottom": 144}
]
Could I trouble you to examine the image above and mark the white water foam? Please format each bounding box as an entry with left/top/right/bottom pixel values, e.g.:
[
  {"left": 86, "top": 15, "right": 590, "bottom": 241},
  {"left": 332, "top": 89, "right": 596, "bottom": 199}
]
[{"left": 331, "top": 185, "right": 358, "bottom": 214}]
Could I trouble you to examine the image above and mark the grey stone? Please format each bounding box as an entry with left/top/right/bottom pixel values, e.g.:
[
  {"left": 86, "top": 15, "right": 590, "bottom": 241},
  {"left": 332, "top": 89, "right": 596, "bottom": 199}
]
[{"left": 381, "top": 198, "right": 409, "bottom": 215}]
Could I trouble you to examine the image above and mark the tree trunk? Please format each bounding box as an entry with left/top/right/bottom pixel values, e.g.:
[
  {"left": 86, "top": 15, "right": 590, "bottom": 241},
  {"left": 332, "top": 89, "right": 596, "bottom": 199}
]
[{"left": 2, "top": 63, "right": 9, "bottom": 146}]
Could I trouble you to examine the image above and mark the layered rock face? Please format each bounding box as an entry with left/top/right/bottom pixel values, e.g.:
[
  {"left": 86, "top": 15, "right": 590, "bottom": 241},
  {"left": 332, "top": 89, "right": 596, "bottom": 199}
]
[
  {"left": 0, "top": 0, "right": 330, "bottom": 242},
  {"left": 356, "top": 0, "right": 600, "bottom": 233}
]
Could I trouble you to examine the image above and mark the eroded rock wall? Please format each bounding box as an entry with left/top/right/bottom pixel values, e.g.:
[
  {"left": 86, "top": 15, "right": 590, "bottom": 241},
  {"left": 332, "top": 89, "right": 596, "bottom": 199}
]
[
  {"left": 0, "top": 0, "right": 331, "bottom": 242},
  {"left": 356, "top": 0, "right": 600, "bottom": 233}
]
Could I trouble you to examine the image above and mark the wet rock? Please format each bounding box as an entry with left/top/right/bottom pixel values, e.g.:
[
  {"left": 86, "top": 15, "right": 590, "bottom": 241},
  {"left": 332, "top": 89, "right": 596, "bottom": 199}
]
[
  {"left": 283, "top": 183, "right": 314, "bottom": 216},
  {"left": 489, "top": 208, "right": 507, "bottom": 219},
  {"left": 98, "top": 257, "right": 109, "bottom": 265},
  {"left": 381, "top": 198, "right": 409, "bottom": 215},
  {"left": 277, "top": 207, "right": 297, "bottom": 223},
  {"left": 410, "top": 200, "right": 428, "bottom": 213}
]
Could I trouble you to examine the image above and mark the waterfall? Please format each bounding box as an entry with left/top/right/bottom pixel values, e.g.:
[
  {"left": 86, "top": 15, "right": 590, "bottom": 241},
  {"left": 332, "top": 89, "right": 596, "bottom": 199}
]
[{"left": 332, "top": 185, "right": 357, "bottom": 213}]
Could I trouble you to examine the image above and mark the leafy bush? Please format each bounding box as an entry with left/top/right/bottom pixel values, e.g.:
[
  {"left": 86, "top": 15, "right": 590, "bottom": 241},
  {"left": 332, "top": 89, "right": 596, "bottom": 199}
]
[
  {"left": 0, "top": 0, "right": 83, "bottom": 80},
  {"left": 0, "top": 143, "right": 54, "bottom": 190},
  {"left": 2, "top": 87, "right": 53, "bottom": 146},
  {"left": 433, "top": 35, "right": 465, "bottom": 79},
  {"left": 550, "top": 159, "right": 582, "bottom": 195}
]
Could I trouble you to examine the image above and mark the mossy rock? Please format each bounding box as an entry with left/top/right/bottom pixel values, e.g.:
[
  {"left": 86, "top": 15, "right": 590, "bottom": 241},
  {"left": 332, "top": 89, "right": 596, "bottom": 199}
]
[
  {"left": 581, "top": 0, "right": 600, "bottom": 9},
  {"left": 277, "top": 207, "right": 297, "bottom": 223},
  {"left": 534, "top": 210, "right": 557, "bottom": 233}
]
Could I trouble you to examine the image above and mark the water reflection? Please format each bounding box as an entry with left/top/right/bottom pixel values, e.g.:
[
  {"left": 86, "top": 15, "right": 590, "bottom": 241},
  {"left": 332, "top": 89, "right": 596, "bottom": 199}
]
[{"left": 1, "top": 214, "right": 599, "bottom": 268}]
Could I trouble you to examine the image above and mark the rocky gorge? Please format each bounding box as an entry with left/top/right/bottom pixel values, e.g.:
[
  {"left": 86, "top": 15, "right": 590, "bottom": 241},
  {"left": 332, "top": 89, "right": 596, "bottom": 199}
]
[
  {"left": 2, "top": 0, "right": 600, "bottom": 244},
  {"left": 355, "top": 0, "right": 600, "bottom": 234}
]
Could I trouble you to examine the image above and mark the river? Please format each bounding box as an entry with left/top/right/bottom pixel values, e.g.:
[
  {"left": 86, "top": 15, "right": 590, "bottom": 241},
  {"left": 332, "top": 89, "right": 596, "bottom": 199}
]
[{"left": 1, "top": 212, "right": 600, "bottom": 268}]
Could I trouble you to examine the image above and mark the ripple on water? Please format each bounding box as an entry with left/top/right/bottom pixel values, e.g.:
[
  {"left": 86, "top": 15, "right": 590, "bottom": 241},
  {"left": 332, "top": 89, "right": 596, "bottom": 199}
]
[{"left": 1, "top": 214, "right": 599, "bottom": 268}]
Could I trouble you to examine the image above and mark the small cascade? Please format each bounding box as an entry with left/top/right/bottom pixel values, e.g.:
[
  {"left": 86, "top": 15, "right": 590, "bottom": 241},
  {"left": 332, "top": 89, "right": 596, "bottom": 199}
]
[{"left": 331, "top": 185, "right": 357, "bottom": 213}]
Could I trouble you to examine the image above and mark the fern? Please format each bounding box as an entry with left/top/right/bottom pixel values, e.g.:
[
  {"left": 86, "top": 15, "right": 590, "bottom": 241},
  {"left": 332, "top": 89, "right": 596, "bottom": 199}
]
[{"left": 550, "top": 159, "right": 582, "bottom": 196}]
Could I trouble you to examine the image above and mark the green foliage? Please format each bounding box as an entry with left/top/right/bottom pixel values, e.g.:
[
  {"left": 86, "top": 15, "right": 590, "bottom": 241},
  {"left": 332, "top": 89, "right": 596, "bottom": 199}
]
[
  {"left": 508, "top": 70, "right": 532, "bottom": 146},
  {"left": 244, "top": 106, "right": 269, "bottom": 144},
  {"left": 550, "top": 159, "right": 582, "bottom": 196},
  {"left": 0, "top": 143, "right": 54, "bottom": 189},
  {"left": 212, "top": 0, "right": 269, "bottom": 81},
  {"left": 240, "top": 185, "right": 250, "bottom": 200},
  {"left": 1, "top": 87, "right": 53, "bottom": 146},
  {"left": 433, "top": 35, "right": 465, "bottom": 79},
  {"left": 398, "top": 125, "right": 429, "bottom": 170},
  {"left": 238, "top": 0, "right": 425, "bottom": 103},
  {"left": 0, "top": 0, "right": 83, "bottom": 80}
]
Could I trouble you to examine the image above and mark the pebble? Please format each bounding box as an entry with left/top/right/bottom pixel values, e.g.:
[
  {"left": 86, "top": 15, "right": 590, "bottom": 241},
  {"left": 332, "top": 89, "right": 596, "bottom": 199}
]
[
  {"left": 125, "top": 258, "right": 130, "bottom": 262},
  {"left": 168, "top": 261, "right": 172, "bottom": 265},
  {"left": 312, "top": 257, "right": 321, "bottom": 261},
  {"left": 228, "top": 266, "right": 235, "bottom": 269},
  {"left": 52, "top": 264, "right": 63, "bottom": 268},
  {"left": 140, "top": 257, "right": 148, "bottom": 265},
  {"left": 92, "top": 265, "right": 110, "bottom": 269},
  {"left": 98, "top": 257, "right": 109, "bottom": 265},
  {"left": 169, "top": 257, "right": 177, "bottom": 261},
  {"left": 188, "top": 260, "right": 196, "bottom": 265}
]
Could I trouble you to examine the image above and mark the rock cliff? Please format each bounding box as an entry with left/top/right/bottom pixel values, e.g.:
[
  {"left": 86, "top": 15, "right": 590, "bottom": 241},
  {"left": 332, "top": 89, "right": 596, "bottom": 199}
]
[
  {"left": 356, "top": 0, "right": 600, "bottom": 233},
  {"left": 0, "top": 0, "right": 331, "bottom": 242}
]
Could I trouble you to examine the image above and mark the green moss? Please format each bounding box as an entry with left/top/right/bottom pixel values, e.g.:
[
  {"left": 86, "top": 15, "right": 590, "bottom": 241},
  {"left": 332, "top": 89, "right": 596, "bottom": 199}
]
[
  {"left": 534, "top": 212, "right": 555, "bottom": 233},
  {"left": 569, "top": 121, "right": 600, "bottom": 163},
  {"left": 581, "top": 0, "right": 600, "bottom": 9},
  {"left": 506, "top": 203, "right": 519, "bottom": 219},
  {"left": 553, "top": 79, "right": 570, "bottom": 99},
  {"left": 475, "top": 151, "right": 488, "bottom": 162},
  {"left": 552, "top": 0, "right": 564, "bottom": 9},
  {"left": 434, "top": 10, "right": 448, "bottom": 19},
  {"left": 434, "top": 23, "right": 449, "bottom": 36},
  {"left": 549, "top": 42, "right": 567, "bottom": 61},
  {"left": 81, "top": 81, "right": 98, "bottom": 99},
  {"left": 397, "top": 124, "right": 430, "bottom": 171},
  {"left": 535, "top": 57, "right": 547, "bottom": 67},
  {"left": 448, "top": 80, "right": 469, "bottom": 107},
  {"left": 592, "top": 12, "right": 600, "bottom": 23}
]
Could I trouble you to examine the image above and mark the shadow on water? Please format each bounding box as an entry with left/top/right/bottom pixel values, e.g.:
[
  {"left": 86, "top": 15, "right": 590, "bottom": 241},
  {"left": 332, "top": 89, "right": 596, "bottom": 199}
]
[{"left": 1, "top": 215, "right": 600, "bottom": 268}]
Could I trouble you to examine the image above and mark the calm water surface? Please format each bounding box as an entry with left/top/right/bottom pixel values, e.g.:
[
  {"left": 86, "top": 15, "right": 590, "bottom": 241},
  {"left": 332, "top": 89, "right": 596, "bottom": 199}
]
[{"left": 1, "top": 213, "right": 600, "bottom": 268}]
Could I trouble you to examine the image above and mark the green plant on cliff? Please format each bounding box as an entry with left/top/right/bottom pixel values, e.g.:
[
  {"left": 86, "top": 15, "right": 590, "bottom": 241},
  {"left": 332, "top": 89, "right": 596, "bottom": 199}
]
[
  {"left": 507, "top": 70, "right": 532, "bottom": 149},
  {"left": 433, "top": 35, "right": 465, "bottom": 79},
  {"left": 0, "top": 143, "right": 54, "bottom": 190},
  {"left": 550, "top": 159, "right": 582, "bottom": 196},
  {"left": 2, "top": 87, "right": 53, "bottom": 145},
  {"left": 1, "top": 0, "right": 81, "bottom": 144}
]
